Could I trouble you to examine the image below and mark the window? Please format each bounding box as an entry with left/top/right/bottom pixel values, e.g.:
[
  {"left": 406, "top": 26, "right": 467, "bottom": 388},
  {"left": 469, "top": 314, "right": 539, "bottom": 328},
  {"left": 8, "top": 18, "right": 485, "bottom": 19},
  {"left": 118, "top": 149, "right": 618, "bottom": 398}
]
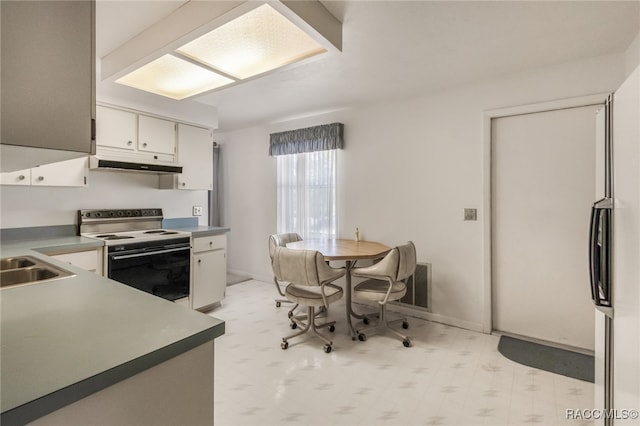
[
  {"left": 270, "top": 122, "right": 343, "bottom": 239},
  {"left": 276, "top": 150, "right": 337, "bottom": 239}
]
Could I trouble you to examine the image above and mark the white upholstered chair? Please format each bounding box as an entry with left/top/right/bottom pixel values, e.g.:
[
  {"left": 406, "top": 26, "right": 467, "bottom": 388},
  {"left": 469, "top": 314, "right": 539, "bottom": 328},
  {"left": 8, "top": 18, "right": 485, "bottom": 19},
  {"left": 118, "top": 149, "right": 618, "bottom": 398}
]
[
  {"left": 268, "top": 233, "right": 303, "bottom": 314},
  {"left": 271, "top": 246, "right": 345, "bottom": 353},
  {"left": 351, "top": 241, "right": 416, "bottom": 347}
]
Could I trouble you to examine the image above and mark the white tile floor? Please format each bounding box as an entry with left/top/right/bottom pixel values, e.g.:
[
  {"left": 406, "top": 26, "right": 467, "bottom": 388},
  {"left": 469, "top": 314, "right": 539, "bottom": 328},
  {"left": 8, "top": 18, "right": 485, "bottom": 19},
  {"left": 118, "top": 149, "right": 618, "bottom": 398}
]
[{"left": 210, "top": 280, "right": 594, "bottom": 426}]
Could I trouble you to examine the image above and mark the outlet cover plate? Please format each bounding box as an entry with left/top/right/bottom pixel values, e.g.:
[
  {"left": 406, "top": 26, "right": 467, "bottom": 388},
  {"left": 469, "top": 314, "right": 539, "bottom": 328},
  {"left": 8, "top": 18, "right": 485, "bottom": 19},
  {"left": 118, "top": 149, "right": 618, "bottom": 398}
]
[{"left": 192, "top": 206, "right": 203, "bottom": 216}]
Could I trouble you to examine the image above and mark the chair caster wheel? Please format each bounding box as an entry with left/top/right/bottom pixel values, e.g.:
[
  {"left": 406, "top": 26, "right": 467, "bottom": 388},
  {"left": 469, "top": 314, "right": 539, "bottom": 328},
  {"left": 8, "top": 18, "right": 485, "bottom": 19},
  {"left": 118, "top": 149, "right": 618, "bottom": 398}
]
[
  {"left": 290, "top": 322, "right": 297, "bottom": 329},
  {"left": 402, "top": 321, "right": 409, "bottom": 329},
  {"left": 329, "top": 325, "right": 335, "bottom": 332},
  {"left": 403, "top": 338, "right": 411, "bottom": 347},
  {"left": 281, "top": 341, "right": 289, "bottom": 350},
  {"left": 358, "top": 333, "right": 367, "bottom": 342},
  {"left": 363, "top": 317, "right": 370, "bottom": 325},
  {"left": 276, "top": 301, "right": 281, "bottom": 308},
  {"left": 287, "top": 311, "right": 293, "bottom": 318},
  {"left": 324, "top": 344, "right": 332, "bottom": 353}
]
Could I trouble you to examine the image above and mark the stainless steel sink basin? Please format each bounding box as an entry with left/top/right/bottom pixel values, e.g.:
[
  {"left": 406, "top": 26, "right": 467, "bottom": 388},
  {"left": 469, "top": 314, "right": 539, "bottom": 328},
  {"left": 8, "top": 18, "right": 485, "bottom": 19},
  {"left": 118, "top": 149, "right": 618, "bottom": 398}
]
[
  {"left": 0, "top": 257, "right": 35, "bottom": 270},
  {"left": 0, "top": 256, "right": 74, "bottom": 289}
]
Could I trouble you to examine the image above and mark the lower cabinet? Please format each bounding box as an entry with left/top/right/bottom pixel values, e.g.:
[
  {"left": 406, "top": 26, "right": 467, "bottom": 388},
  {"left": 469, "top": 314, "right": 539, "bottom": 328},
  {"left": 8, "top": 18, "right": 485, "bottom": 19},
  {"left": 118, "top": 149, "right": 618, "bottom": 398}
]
[
  {"left": 191, "top": 234, "right": 226, "bottom": 310},
  {"left": 49, "top": 247, "right": 104, "bottom": 275}
]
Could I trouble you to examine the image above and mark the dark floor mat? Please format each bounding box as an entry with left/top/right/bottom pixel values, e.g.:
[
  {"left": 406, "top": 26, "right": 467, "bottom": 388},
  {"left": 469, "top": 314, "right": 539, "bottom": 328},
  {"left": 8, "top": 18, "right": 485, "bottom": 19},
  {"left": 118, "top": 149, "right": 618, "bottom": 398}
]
[{"left": 498, "top": 335, "right": 594, "bottom": 382}]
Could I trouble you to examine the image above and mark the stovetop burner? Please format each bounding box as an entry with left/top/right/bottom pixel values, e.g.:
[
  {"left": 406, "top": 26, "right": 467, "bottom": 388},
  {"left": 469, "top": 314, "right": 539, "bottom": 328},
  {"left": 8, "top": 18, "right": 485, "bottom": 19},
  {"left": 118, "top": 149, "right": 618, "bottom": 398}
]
[{"left": 78, "top": 209, "right": 191, "bottom": 246}]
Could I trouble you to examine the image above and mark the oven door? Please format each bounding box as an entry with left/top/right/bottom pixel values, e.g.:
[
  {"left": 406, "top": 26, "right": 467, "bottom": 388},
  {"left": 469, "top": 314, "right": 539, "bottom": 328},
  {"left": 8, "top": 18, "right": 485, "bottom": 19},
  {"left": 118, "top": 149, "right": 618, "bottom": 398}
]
[{"left": 108, "top": 239, "right": 191, "bottom": 302}]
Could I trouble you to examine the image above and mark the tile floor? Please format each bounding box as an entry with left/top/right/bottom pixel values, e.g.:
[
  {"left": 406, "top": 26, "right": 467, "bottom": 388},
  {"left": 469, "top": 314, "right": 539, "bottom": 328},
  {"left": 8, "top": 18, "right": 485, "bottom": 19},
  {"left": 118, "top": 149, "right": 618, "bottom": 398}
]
[{"left": 210, "top": 280, "right": 594, "bottom": 426}]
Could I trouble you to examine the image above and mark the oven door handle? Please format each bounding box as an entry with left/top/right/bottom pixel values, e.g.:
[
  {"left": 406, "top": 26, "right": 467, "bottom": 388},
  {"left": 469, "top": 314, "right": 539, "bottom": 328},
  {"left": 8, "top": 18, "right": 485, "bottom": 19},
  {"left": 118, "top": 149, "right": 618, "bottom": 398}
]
[{"left": 110, "top": 246, "right": 190, "bottom": 261}]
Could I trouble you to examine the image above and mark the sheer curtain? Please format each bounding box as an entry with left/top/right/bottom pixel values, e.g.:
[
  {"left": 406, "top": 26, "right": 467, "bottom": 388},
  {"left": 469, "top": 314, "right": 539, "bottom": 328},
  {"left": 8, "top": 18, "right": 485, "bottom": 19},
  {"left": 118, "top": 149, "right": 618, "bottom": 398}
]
[
  {"left": 276, "top": 149, "right": 337, "bottom": 239},
  {"left": 270, "top": 122, "right": 343, "bottom": 239}
]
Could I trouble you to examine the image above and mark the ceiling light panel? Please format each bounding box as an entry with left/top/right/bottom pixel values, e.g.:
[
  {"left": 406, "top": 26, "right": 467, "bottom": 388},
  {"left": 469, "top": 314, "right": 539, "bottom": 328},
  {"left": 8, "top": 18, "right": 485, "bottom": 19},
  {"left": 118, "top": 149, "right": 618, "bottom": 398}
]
[
  {"left": 116, "top": 54, "right": 235, "bottom": 100},
  {"left": 176, "top": 3, "right": 327, "bottom": 80}
]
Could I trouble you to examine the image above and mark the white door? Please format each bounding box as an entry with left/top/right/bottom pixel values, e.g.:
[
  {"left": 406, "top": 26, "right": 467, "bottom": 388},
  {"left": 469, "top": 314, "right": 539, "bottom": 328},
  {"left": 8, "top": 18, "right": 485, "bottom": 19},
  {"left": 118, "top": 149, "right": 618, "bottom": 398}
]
[
  {"left": 610, "top": 67, "right": 640, "bottom": 423},
  {"left": 492, "top": 104, "right": 600, "bottom": 350}
]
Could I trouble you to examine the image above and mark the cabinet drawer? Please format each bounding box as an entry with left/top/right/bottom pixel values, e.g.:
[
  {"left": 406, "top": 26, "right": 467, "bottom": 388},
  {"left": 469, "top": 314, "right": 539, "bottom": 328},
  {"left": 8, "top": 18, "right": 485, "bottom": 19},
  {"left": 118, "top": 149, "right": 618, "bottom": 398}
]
[
  {"left": 193, "top": 235, "right": 226, "bottom": 253},
  {"left": 51, "top": 250, "right": 98, "bottom": 272}
]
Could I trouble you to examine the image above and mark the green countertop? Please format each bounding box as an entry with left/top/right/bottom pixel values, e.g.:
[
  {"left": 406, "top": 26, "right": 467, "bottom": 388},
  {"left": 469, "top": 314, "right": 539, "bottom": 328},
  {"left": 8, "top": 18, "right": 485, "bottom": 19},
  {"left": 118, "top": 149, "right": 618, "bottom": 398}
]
[
  {"left": 0, "top": 238, "right": 225, "bottom": 425},
  {"left": 169, "top": 225, "right": 230, "bottom": 237}
]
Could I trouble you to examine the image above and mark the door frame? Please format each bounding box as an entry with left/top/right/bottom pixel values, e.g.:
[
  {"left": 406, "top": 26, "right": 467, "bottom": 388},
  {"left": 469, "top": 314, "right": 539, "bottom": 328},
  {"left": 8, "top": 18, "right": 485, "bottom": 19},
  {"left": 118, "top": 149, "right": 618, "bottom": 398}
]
[{"left": 481, "top": 93, "right": 608, "bottom": 334}]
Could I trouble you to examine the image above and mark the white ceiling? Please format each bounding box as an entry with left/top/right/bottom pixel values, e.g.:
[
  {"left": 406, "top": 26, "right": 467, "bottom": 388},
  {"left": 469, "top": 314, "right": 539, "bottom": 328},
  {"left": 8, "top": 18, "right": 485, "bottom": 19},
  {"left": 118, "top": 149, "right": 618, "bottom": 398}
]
[{"left": 96, "top": 1, "right": 640, "bottom": 132}]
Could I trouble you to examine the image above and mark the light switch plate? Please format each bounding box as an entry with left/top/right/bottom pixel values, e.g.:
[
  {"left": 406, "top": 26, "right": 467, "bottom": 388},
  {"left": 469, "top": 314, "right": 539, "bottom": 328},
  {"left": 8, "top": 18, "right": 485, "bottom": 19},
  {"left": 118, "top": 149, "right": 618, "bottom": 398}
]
[
  {"left": 192, "top": 206, "right": 203, "bottom": 216},
  {"left": 464, "top": 208, "right": 477, "bottom": 221}
]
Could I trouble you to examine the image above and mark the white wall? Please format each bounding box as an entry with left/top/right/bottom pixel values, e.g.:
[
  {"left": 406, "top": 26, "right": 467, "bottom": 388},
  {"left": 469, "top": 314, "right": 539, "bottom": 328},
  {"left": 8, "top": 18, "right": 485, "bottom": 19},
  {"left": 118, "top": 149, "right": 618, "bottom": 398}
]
[
  {"left": 0, "top": 171, "right": 209, "bottom": 228},
  {"left": 216, "top": 52, "right": 627, "bottom": 331},
  {"left": 625, "top": 30, "right": 640, "bottom": 76}
]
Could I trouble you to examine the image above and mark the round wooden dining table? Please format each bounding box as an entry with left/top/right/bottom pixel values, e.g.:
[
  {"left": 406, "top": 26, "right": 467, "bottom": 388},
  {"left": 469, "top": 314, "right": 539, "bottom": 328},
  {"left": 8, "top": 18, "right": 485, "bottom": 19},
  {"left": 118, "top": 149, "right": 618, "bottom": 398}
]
[{"left": 286, "top": 239, "right": 391, "bottom": 339}]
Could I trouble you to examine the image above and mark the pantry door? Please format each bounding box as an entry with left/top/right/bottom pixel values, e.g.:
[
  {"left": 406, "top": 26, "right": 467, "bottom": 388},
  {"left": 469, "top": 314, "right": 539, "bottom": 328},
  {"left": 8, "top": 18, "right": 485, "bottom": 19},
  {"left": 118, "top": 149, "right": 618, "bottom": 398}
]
[{"left": 491, "top": 104, "right": 599, "bottom": 351}]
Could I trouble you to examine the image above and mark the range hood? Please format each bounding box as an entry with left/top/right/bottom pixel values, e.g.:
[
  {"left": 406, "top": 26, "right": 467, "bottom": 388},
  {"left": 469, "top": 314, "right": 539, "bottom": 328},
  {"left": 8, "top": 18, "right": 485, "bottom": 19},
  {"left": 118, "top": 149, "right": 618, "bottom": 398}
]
[{"left": 89, "top": 156, "right": 182, "bottom": 174}]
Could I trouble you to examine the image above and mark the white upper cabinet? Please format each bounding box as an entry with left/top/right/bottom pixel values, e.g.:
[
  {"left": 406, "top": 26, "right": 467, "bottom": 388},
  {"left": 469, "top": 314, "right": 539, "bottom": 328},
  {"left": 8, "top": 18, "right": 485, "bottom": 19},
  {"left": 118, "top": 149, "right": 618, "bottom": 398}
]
[
  {"left": 1, "top": 157, "right": 88, "bottom": 187},
  {"left": 0, "top": 0, "right": 95, "bottom": 169},
  {"left": 95, "top": 105, "right": 177, "bottom": 164},
  {"left": 0, "top": 169, "right": 31, "bottom": 186},
  {"left": 159, "top": 124, "right": 213, "bottom": 190},
  {"left": 95, "top": 106, "right": 136, "bottom": 151},
  {"left": 178, "top": 124, "right": 213, "bottom": 190},
  {"left": 138, "top": 116, "right": 177, "bottom": 156}
]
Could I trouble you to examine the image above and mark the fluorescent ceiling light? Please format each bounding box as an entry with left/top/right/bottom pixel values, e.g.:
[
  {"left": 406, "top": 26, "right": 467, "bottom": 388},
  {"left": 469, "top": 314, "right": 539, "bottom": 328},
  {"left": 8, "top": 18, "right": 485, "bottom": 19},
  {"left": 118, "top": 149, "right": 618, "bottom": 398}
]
[
  {"left": 116, "top": 54, "right": 234, "bottom": 100},
  {"left": 177, "top": 4, "right": 326, "bottom": 79},
  {"left": 108, "top": 2, "right": 341, "bottom": 100}
]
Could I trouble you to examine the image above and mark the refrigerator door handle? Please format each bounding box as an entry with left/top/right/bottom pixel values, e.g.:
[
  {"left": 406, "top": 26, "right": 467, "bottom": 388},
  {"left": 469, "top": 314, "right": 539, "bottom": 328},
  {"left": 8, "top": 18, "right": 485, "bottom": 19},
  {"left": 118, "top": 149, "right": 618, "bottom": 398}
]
[{"left": 589, "top": 198, "right": 613, "bottom": 317}]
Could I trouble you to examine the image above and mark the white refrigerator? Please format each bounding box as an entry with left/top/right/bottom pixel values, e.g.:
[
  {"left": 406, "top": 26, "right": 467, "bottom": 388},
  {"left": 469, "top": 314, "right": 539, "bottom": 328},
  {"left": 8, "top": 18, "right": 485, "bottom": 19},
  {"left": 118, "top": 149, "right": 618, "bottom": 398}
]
[{"left": 591, "top": 64, "right": 640, "bottom": 425}]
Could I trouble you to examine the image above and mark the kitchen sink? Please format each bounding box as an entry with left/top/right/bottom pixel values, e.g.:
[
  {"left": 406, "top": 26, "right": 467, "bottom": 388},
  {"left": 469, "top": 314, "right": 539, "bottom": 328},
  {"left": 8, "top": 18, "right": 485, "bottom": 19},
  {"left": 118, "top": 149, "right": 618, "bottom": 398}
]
[
  {"left": 0, "top": 256, "right": 74, "bottom": 289},
  {"left": 0, "top": 257, "right": 35, "bottom": 270}
]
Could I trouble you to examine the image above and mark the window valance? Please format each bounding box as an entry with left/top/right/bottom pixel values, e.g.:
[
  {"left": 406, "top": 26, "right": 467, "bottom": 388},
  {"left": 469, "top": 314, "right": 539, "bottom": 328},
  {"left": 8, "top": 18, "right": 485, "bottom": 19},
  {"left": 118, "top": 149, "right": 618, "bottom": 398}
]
[{"left": 269, "top": 122, "right": 344, "bottom": 156}]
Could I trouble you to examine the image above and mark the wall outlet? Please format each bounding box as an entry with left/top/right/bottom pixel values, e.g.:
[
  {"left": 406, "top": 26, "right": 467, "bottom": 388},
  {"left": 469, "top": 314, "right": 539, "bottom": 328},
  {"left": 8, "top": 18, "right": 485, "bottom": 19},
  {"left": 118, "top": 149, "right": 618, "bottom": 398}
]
[
  {"left": 464, "top": 208, "right": 477, "bottom": 221},
  {"left": 192, "top": 206, "right": 203, "bottom": 216}
]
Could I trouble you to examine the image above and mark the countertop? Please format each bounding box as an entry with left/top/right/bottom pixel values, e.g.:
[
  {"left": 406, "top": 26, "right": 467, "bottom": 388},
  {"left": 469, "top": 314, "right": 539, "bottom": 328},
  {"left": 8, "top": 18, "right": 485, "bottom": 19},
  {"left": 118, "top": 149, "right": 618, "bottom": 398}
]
[
  {"left": 170, "top": 225, "right": 230, "bottom": 237},
  {"left": 160, "top": 218, "right": 230, "bottom": 237},
  {"left": 0, "top": 237, "right": 225, "bottom": 425}
]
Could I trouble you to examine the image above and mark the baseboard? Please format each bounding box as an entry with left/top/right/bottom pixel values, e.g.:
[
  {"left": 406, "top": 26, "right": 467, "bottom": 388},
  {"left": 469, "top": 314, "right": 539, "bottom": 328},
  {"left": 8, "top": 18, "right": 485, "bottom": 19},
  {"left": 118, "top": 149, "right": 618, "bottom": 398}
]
[{"left": 355, "top": 301, "right": 485, "bottom": 333}]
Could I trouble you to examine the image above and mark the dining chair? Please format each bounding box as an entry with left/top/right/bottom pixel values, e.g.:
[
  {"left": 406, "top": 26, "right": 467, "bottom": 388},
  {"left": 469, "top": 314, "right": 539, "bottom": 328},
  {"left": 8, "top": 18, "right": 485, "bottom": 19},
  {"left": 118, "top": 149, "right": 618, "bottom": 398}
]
[
  {"left": 271, "top": 246, "right": 345, "bottom": 353},
  {"left": 268, "top": 233, "right": 303, "bottom": 315},
  {"left": 351, "top": 241, "right": 417, "bottom": 347}
]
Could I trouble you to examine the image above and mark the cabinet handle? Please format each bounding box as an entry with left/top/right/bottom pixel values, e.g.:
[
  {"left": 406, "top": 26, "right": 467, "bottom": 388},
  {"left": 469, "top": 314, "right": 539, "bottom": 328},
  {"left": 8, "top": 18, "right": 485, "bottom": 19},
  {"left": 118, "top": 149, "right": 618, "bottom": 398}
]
[
  {"left": 209, "top": 241, "right": 213, "bottom": 246},
  {"left": 198, "top": 259, "right": 202, "bottom": 264},
  {"left": 37, "top": 176, "right": 44, "bottom": 181},
  {"left": 127, "top": 141, "right": 133, "bottom": 146},
  {"left": 142, "top": 142, "right": 148, "bottom": 148},
  {"left": 181, "top": 182, "right": 186, "bottom": 187},
  {"left": 18, "top": 175, "right": 25, "bottom": 180}
]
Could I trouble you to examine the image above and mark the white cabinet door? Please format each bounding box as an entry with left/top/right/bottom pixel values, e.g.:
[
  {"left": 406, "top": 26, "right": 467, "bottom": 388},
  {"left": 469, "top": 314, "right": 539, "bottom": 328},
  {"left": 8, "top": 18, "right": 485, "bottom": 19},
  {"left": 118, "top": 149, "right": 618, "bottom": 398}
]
[
  {"left": 192, "top": 249, "right": 226, "bottom": 310},
  {"left": 96, "top": 106, "right": 136, "bottom": 151},
  {"left": 0, "top": 168, "right": 31, "bottom": 185},
  {"left": 50, "top": 249, "right": 102, "bottom": 275},
  {"left": 176, "top": 124, "right": 213, "bottom": 190},
  {"left": 31, "top": 157, "right": 88, "bottom": 187},
  {"left": 138, "top": 115, "right": 176, "bottom": 155}
]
